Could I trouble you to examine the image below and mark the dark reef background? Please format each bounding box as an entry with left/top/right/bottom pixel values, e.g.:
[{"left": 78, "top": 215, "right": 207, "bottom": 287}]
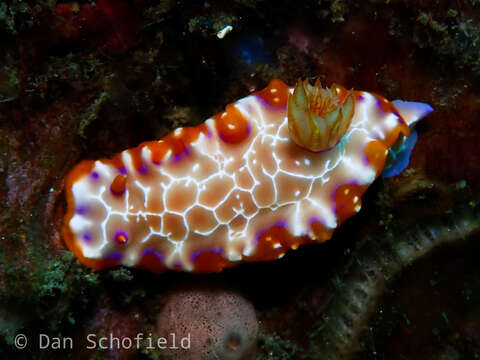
[{"left": 0, "top": 0, "right": 479, "bottom": 359}]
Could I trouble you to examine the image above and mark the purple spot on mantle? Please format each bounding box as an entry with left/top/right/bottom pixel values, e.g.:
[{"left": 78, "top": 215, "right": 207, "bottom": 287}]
[
  {"left": 105, "top": 252, "right": 122, "bottom": 262},
  {"left": 357, "top": 95, "right": 365, "bottom": 101},
  {"left": 173, "top": 261, "right": 183, "bottom": 269},
  {"left": 138, "top": 164, "right": 147, "bottom": 174},
  {"left": 362, "top": 151, "right": 370, "bottom": 166},
  {"left": 172, "top": 147, "right": 190, "bottom": 163},
  {"left": 190, "top": 247, "right": 223, "bottom": 262},
  {"left": 273, "top": 219, "right": 287, "bottom": 228},
  {"left": 82, "top": 233, "right": 92, "bottom": 243},
  {"left": 217, "top": 133, "right": 227, "bottom": 143},
  {"left": 255, "top": 94, "right": 288, "bottom": 110},
  {"left": 118, "top": 167, "right": 127, "bottom": 175},
  {"left": 75, "top": 205, "right": 88, "bottom": 215},
  {"left": 90, "top": 171, "right": 99, "bottom": 180},
  {"left": 376, "top": 98, "right": 385, "bottom": 113},
  {"left": 142, "top": 249, "right": 164, "bottom": 262},
  {"left": 308, "top": 217, "right": 325, "bottom": 227},
  {"left": 114, "top": 231, "right": 129, "bottom": 245}
]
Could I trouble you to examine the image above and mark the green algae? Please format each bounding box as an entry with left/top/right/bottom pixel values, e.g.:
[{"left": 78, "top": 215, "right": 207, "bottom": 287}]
[
  {"left": 258, "top": 329, "right": 303, "bottom": 360},
  {"left": 0, "top": 56, "right": 20, "bottom": 103},
  {"left": 415, "top": 8, "right": 480, "bottom": 76},
  {"left": 0, "top": 225, "right": 99, "bottom": 346},
  {"left": 0, "top": 1, "right": 31, "bottom": 35},
  {"left": 188, "top": 12, "right": 238, "bottom": 38}
]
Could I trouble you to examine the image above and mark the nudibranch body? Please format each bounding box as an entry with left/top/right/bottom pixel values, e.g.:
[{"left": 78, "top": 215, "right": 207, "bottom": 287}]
[{"left": 63, "top": 79, "right": 432, "bottom": 273}]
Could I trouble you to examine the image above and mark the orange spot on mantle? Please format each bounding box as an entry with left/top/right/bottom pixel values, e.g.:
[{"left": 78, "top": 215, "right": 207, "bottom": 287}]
[
  {"left": 110, "top": 174, "right": 127, "bottom": 196},
  {"left": 245, "top": 225, "right": 308, "bottom": 262},
  {"left": 257, "top": 78, "right": 291, "bottom": 108},
  {"left": 311, "top": 221, "right": 334, "bottom": 243},
  {"left": 214, "top": 104, "right": 250, "bottom": 144},
  {"left": 138, "top": 252, "right": 168, "bottom": 274},
  {"left": 334, "top": 184, "right": 367, "bottom": 224},
  {"left": 192, "top": 250, "right": 231, "bottom": 273},
  {"left": 364, "top": 140, "right": 388, "bottom": 176}
]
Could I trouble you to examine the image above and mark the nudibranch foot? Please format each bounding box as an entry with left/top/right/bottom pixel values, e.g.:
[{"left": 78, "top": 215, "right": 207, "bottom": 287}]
[{"left": 63, "top": 78, "right": 433, "bottom": 273}]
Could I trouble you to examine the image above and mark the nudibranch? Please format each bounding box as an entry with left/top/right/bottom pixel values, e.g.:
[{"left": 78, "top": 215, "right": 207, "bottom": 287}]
[{"left": 63, "top": 79, "right": 433, "bottom": 273}]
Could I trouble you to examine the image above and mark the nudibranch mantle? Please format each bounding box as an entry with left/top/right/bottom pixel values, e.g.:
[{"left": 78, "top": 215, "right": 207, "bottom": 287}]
[{"left": 63, "top": 79, "right": 432, "bottom": 273}]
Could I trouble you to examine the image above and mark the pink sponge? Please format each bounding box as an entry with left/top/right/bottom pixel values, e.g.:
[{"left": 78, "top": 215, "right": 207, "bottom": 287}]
[{"left": 156, "top": 285, "right": 258, "bottom": 360}]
